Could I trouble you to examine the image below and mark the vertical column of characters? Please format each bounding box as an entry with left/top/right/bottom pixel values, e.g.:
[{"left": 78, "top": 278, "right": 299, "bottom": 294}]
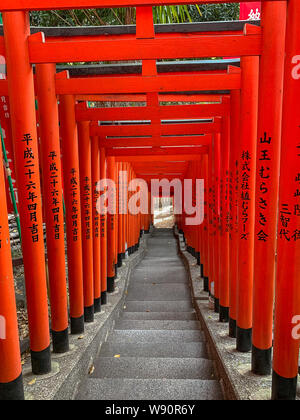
[
  {"left": 78, "top": 121, "right": 94, "bottom": 323},
  {"left": 100, "top": 147, "right": 108, "bottom": 305},
  {"left": 219, "top": 102, "right": 231, "bottom": 323},
  {"left": 236, "top": 56, "right": 259, "bottom": 352},
  {"left": 91, "top": 135, "right": 101, "bottom": 313},
  {"left": 59, "top": 95, "right": 84, "bottom": 335},
  {"left": 228, "top": 90, "right": 241, "bottom": 339},
  {"left": 107, "top": 156, "right": 116, "bottom": 291}
]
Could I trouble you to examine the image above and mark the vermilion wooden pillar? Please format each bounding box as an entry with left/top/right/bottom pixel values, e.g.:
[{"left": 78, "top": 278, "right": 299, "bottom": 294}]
[
  {"left": 100, "top": 147, "right": 108, "bottom": 304},
  {"left": 236, "top": 56, "right": 259, "bottom": 352},
  {"left": 208, "top": 144, "right": 214, "bottom": 296},
  {"left": 91, "top": 135, "right": 101, "bottom": 313},
  {"left": 59, "top": 95, "right": 84, "bottom": 335},
  {"left": 123, "top": 162, "right": 129, "bottom": 255},
  {"left": 78, "top": 121, "right": 94, "bottom": 323},
  {"left": 107, "top": 156, "right": 116, "bottom": 292},
  {"left": 36, "top": 63, "right": 69, "bottom": 353},
  {"left": 202, "top": 153, "right": 209, "bottom": 291},
  {"left": 229, "top": 89, "right": 241, "bottom": 339},
  {"left": 117, "top": 163, "right": 123, "bottom": 268},
  {"left": 252, "top": 1, "right": 286, "bottom": 375},
  {"left": 119, "top": 162, "right": 126, "bottom": 261},
  {"left": 122, "top": 163, "right": 127, "bottom": 257},
  {"left": 219, "top": 102, "right": 231, "bottom": 323},
  {"left": 272, "top": 0, "right": 300, "bottom": 400},
  {"left": 114, "top": 163, "right": 119, "bottom": 275},
  {"left": 3, "top": 11, "right": 51, "bottom": 374},
  {"left": 0, "top": 147, "right": 24, "bottom": 400},
  {"left": 213, "top": 133, "right": 221, "bottom": 313},
  {"left": 128, "top": 166, "right": 134, "bottom": 254}
]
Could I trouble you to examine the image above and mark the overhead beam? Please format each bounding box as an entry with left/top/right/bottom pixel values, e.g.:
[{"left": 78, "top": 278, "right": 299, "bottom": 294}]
[
  {"left": 56, "top": 59, "right": 240, "bottom": 76},
  {"left": 75, "top": 93, "right": 223, "bottom": 102},
  {"left": 115, "top": 154, "right": 204, "bottom": 163},
  {"left": 0, "top": 21, "right": 260, "bottom": 37},
  {"left": 27, "top": 31, "right": 261, "bottom": 63},
  {"left": 132, "top": 162, "right": 188, "bottom": 171},
  {"left": 0, "top": 76, "right": 227, "bottom": 103},
  {"left": 99, "top": 134, "right": 212, "bottom": 148},
  {"left": 56, "top": 72, "right": 240, "bottom": 95},
  {"left": 76, "top": 103, "right": 228, "bottom": 122},
  {"left": 106, "top": 146, "right": 208, "bottom": 157},
  {"left": 90, "top": 122, "right": 221, "bottom": 137}
]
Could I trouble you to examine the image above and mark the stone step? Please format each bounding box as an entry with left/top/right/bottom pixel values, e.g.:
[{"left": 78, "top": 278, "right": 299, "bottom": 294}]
[
  {"left": 99, "top": 341, "right": 207, "bottom": 358},
  {"left": 115, "top": 319, "right": 200, "bottom": 330},
  {"left": 124, "top": 300, "right": 194, "bottom": 312},
  {"left": 130, "top": 270, "right": 188, "bottom": 284},
  {"left": 92, "top": 357, "right": 214, "bottom": 380},
  {"left": 139, "top": 257, "right": 182, "bottom": 265},
  {"left": 108, "top": 329, "right": 204, "bottom": 343},
  {"left": 121, "top": 311, "right": 197, "bottom": 320},
  {"left": 76, "top": 378, "right": 223, "bottom": 400},
  {"left": 126, "top": 283, "right": 191, "bottom": 301}
]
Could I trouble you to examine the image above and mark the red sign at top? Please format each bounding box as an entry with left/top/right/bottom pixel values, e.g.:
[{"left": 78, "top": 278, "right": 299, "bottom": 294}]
[{"left": 240, "top": 2, "right": 261, "bottom": 21}]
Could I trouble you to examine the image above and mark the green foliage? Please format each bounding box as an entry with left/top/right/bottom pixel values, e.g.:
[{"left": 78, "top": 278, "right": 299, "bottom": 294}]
[
  {"left": 190, "top": 4, "right": 240, "bottom": 22},
  {"left": 29, "top": 4, "right": 239, "bottom": 27}
]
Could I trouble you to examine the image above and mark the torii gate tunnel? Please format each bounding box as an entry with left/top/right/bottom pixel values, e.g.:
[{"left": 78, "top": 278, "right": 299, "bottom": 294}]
[{"left": 0, "top": 0, "right": 299, "bottom": 401}]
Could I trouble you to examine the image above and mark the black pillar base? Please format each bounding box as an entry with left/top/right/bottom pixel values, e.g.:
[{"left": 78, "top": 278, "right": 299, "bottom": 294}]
[
  {"left": 251, "top": 345, "right": 272, "bottom": 376},
  {"left": 70, "top": 315, "right": 84, "bottom": 335},
  {"left": 31, "top": 345, "right": 52, "bottom": 375},
  {"left": 117, "top": 253, "right": 123, "bottom": 268},
  {"left": 272, "top": 370, "right": 297, "bottom": 400},
  {"left": 229, "top": 317, "right": 237, "bottom": 338},
  {"left": 0, "top": 373, "right": 24, "bottom": 401},
  {"left": 101, "top": 291, "right": 107, "bottom": 305},
  {"left": 144, "top": 230, "right": 150, "bottom": 234},
  {"left": 52, "top": 327, "right": 69, "bottom": 354},
  {"left": 219, "top": 305, "right": 229, "bottom": 323},
  {"left": 107, "top": 276, "right": 115, "bottom": 293},
  {"left": 236, "top": 326, "right": 252, "bottom": 353},
  {"left": 200, "top": 264, "right": 204, "bottom": 278},
  {"left": 84, "top": 305, "right": 94, "bottom": 323},
  {"left": 121, "top": 252, "right": 126, "bottom": 260},
  {"left": 179, "top": 229, "right": 184, "bottom": 235},
  {"left": 192, "top": 248, "right": 196, "bottom": 258},
  {"left": 214, "top": 297, "right": 220, "bottom": 313},
  {"left": 94, "top": 297, "right": 101, "bottom": 313},
  {"left": 203, "top": 277, "right": 209, "bottom": 292},
  {"left": 196, "top": 252, "right": 201, "bottom": 266}
]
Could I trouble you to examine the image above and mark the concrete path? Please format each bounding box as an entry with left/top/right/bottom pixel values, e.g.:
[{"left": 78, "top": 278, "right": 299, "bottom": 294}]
[{"left": 76, "top": 228, "right": 223, "bottom": 400}]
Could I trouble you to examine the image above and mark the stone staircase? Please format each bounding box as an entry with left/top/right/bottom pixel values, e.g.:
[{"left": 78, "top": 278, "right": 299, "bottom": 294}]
[{"left": 76, "top": 228, "right": 223, "bottom": 400}]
